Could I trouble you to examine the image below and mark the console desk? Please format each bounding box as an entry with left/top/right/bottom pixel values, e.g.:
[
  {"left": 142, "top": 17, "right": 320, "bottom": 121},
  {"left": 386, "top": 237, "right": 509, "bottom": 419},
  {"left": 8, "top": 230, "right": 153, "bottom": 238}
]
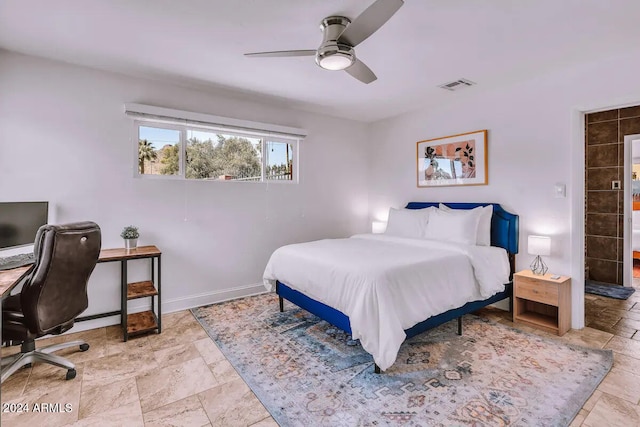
[
  {"left": 0, "top": 245, "right": 162, "bottom": 342},
  {"left": 89, "top": 245, "right": 162, "bottom": 341},
  {"left": 0, "top": 266, "right": 35, "bottom": 346},
  {"left": 0, "top": 265, "right": 33, "bottom": 299}
]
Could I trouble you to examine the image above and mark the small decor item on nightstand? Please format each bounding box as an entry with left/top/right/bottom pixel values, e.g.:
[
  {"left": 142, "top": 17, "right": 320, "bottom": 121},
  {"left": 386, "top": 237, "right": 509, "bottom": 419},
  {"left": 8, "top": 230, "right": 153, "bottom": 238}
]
[
  {"left": 528, "top": 235, "right": 550, "bottom": 275},
  {"left": 120, "top": 225, "right": 139, "bottom": 250}
]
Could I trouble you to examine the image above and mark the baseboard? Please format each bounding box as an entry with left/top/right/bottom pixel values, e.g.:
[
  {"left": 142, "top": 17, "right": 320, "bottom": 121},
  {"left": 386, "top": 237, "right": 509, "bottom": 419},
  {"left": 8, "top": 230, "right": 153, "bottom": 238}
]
[
  {"left": 60, "top": 283, "right": 268, "bottom": 334},
  {"left": 162, "top": 283, "right": 268, "bottom": 313}
]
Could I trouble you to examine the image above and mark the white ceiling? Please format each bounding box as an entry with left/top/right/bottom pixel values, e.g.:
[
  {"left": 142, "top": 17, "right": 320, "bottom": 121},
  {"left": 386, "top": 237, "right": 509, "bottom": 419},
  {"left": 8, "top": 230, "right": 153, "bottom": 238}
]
[{"left": 1, "top": 0, "right": 640, "bottom": 122}]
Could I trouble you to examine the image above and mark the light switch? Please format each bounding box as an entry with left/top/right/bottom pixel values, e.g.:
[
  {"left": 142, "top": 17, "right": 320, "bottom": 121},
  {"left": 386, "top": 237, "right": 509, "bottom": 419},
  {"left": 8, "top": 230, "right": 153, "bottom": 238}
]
[
  {"left": 612, "top": 180, "right": 621, "bottom": 190},
  {"left": 554, "top": 183, "right": 566, "bottom": 198}
]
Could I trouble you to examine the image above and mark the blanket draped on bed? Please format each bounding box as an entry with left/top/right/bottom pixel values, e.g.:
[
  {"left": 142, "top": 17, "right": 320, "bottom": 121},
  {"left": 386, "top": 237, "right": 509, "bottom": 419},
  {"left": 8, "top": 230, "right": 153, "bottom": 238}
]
[{"left": 263, "top": 234, "right": 510, "bottom": 370}]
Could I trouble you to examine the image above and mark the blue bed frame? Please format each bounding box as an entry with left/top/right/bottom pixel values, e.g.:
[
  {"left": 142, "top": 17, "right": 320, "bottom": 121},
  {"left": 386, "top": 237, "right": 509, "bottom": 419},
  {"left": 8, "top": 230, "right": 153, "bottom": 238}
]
[{"left": 276, "top": 202, "right": 519, "bottom": 373}]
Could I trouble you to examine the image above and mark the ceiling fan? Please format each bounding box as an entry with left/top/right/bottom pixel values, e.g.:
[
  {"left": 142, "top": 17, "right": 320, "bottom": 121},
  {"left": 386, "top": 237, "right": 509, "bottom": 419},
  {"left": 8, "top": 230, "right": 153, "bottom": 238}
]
[{"left": 244, "top": 0, "right": 404, "bottom": 84}]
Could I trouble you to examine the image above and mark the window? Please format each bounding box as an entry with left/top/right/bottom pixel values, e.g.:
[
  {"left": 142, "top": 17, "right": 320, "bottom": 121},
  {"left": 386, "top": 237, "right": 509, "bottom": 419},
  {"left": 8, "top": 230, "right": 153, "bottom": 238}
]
[
  {"left": 266, "top": 140, "right": 294, "bottom": 181},
  {"left": 135, "top": 122, "right": 298, "bottom": 183},
  {"left": 138, "top": 125, "right": 182, "bottom": 176}
]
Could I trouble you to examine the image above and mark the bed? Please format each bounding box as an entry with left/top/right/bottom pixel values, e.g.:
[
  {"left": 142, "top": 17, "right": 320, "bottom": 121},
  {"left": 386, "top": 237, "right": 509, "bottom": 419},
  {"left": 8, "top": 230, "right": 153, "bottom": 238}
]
[{"left": 263, "top": 202, "right": 519, "bottom": 372}]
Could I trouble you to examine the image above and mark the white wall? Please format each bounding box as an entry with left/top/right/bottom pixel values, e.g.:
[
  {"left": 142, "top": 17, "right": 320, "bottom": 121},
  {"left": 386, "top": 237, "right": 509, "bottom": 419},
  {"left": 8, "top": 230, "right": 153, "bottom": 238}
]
[
  {"left": 6, "top": 47, "right": 640, "bottom": 333},
  {"left": 368, "top": 48, "right": 640, "bottom": 329},
  {"left": 0, "top": 51, "right": 369, "bottom": 329}
]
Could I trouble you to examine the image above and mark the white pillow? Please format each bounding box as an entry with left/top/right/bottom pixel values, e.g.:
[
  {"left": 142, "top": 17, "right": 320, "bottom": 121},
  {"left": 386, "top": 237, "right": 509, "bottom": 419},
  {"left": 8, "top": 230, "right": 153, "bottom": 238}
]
[
  {"left": 426, "top": 207, "right": 481, "bottom": 245},
  {"left": 439, "top": 203, "right": 492, "bottom": 246},
  {"left": 385, "top": 207, "right": 433, "bottom": 239},
  {"left": 476, "top": 206, "right": 492, "bottom": 246}
]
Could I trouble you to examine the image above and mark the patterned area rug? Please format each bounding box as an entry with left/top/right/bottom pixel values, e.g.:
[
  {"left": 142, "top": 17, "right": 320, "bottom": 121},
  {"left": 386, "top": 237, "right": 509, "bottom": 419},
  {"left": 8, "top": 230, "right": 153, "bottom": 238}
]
[{"left": 192, "top": 294, "right": 612, "bottom": 426}]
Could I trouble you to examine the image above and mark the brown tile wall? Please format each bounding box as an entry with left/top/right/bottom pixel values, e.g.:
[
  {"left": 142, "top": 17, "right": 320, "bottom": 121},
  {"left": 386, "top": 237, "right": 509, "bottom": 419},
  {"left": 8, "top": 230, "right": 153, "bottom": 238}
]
[{"left": 585, "top": 106, "right": 640, "bottom": 284}]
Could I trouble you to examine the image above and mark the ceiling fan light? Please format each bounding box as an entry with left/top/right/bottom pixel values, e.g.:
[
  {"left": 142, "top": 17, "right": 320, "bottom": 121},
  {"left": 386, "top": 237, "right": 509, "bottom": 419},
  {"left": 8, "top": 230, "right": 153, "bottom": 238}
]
[{"left": 317, "top": 51, "right": 354, "bottom": 71}]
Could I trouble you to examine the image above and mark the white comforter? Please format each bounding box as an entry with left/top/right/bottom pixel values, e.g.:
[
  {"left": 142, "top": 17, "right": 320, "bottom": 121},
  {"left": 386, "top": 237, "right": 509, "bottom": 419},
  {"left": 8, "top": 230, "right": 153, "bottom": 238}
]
[{"left": 263, "top": 234, "right": 510, "bottom": 371}]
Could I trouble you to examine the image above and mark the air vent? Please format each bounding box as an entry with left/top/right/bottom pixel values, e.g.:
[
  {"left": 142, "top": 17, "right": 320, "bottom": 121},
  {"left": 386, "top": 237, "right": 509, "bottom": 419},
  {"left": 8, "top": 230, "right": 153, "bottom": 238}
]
[{"left": 438, "top": 78, "right": 476, "bottom": 91}]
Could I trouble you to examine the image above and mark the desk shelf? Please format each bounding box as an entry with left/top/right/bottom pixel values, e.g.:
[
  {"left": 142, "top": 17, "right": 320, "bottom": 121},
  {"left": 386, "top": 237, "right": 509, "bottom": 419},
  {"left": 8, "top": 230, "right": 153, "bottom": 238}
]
[
  {"left": 91, "top": 245, "right": 162, "bottom": 341},
  {"left": 127, "top": 310, "right": 158, "bottom": 335},
  {"left": 128, "top": 281, "right": 158, "bottom": 299}
]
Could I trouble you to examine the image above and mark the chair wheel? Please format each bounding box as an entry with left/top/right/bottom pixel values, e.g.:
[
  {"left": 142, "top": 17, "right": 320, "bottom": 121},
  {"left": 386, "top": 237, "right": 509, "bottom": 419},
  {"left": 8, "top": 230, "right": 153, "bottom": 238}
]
[
  {"left": 66, "top": 369, "right": 76, "bottom": 380},
  {"left": 79, "top": 343, "right": 90, "bottom": 352}
]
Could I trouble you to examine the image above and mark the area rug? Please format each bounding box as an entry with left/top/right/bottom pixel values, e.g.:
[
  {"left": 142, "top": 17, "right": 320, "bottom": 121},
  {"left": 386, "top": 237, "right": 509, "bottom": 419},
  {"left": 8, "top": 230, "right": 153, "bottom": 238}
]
[
  {"left": 192, "top": 294, "right": 612, "bottom": 426},
  {"left": 585, "top": 280, "right": 636, "bottom": 300}
]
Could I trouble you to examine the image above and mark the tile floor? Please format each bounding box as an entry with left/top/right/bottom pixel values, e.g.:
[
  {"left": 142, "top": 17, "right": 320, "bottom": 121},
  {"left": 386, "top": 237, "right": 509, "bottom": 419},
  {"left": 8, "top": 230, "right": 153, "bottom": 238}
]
[
  {"left": 2, "top": 283, "right": 640, "bottom": 426},
  {"left": 1, "top": 311, "right": 277, "bottom": 426}
]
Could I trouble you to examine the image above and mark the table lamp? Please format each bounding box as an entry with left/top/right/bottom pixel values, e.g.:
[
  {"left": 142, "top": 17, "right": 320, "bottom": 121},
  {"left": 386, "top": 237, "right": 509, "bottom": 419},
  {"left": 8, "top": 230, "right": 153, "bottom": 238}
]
[
  {"left": 372, "top": 221, "right": 387, "bottom": 234},
  {"left": 528, "top": 235, "right": 550, "bottom": 275}
]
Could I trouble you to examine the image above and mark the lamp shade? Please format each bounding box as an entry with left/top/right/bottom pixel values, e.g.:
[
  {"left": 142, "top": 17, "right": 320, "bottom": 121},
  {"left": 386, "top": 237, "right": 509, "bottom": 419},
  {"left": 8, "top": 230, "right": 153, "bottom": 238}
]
[
  {"left": 318, "top": 53, "right": 353, "bottom": 70},
  {"left": 372, "top": 221, "right": 387, "bottom": 234},
  {"left": 528, "top": 235, "right": 551, "bottom": 256}
]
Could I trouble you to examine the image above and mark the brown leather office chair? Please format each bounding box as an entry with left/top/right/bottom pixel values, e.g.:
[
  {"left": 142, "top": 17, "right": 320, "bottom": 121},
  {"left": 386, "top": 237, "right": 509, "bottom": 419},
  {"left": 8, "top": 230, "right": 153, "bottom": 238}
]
[{"left": 1, "top": 222, "right": 101, "bottom": 382}]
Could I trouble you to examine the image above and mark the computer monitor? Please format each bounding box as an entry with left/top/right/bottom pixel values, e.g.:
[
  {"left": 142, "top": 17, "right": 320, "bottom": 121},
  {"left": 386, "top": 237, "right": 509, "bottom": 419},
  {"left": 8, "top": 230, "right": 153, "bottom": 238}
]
[{"left": 0, "top": 202, "right": 49, "bottom": 255}]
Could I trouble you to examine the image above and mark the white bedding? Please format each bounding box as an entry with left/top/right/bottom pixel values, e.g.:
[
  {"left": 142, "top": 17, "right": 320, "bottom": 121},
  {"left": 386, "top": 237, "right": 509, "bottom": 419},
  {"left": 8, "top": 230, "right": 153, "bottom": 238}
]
[{"left": 263, "top": 234, "right": 510, "bottom": 371}]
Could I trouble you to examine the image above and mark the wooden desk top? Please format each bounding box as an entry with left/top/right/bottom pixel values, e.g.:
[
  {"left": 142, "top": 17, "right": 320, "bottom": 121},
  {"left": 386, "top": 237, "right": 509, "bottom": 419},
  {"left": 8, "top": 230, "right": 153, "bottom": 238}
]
[
  {"left": 0, "top": 245, "right": 161, "bottom": 297},
  {"left": 98, "top": 245, "right": 161, "bottom": 262},
  {"left": 0, "top": 265, "right": 33, "bottom": 298}
]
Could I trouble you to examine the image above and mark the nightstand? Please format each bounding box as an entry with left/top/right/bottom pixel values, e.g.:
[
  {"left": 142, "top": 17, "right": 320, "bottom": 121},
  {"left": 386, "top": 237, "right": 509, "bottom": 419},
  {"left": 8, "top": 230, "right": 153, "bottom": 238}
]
[{"left": 513, "top": 270, "right": 571, "bottom": 336}]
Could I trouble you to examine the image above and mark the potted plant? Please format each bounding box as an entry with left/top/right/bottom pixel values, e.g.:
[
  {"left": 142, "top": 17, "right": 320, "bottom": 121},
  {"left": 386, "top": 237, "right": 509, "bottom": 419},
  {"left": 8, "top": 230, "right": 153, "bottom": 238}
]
[{"left": 120, "top": 225, "right": 139, "bottom": 249}]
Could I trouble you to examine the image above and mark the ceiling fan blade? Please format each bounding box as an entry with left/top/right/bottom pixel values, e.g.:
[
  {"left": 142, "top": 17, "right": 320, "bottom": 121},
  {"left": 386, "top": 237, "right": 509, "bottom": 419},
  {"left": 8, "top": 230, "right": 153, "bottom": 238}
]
[
  {"left": 345, "top": 59, "right": 377, "bottom": 84},
  {"left": 338, "top": 0, "right": 404, "bottom": 47},
  {"left": 244, "top": 50, "right": 316, "bottom": 58}
]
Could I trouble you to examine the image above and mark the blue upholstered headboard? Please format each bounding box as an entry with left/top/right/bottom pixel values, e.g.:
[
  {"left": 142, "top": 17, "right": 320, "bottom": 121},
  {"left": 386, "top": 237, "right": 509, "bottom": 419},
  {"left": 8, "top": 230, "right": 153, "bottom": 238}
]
[{"left": 405, "top": 202, "right": 519, "bottom": 255}]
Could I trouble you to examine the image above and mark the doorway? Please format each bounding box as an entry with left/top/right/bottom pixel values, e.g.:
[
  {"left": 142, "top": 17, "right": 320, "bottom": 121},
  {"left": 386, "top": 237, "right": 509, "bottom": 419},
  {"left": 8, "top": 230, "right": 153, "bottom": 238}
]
[
  {"left": 585, "top": 107, "right": 640, "bottom": 287},
  {"left": 623, "top": 134, "right": 640, "bottom": 286}
]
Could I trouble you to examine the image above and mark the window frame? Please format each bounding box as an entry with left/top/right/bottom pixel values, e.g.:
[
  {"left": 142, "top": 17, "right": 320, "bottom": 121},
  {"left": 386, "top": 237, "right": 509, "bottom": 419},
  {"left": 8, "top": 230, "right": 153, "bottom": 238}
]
[
  {"left": 133, "top": 119, "right": 299, "bottom": 184},
  {"left": 134, "top": 121, "right": 185, "bottom": 180},
  {"left": 264, "top": 137, "right": 298, "bottom": 183}
]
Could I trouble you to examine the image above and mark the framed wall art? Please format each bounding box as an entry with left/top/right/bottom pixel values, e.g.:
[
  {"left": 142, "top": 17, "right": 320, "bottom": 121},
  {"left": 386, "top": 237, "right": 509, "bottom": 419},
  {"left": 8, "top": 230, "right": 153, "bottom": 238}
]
[{"left": 416, "top": 129, "right": 488, "bottom": 187}]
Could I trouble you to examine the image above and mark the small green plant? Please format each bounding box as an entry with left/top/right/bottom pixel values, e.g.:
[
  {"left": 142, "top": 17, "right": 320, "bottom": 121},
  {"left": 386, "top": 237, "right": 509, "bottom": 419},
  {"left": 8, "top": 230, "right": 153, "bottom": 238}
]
[{"left": 120, "top": 226, "right": 139, "bottom": 239}]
